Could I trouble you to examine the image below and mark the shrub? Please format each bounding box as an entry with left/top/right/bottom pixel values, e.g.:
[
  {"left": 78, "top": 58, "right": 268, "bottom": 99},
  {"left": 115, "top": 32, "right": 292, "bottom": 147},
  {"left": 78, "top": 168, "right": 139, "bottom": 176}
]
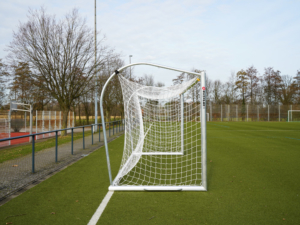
[{"left": 11, "top": 119, "right": 24, "bottom": 132}]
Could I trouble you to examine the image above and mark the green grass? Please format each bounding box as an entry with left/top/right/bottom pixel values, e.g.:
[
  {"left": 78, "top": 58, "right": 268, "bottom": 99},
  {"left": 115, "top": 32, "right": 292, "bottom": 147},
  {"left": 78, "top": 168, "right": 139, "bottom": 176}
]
[
  {"left": 0, "top": 130, "right": 93, "bottom": 163},
  {"left": 1, "top": 122, "right": 300, "bottom": 224},
  {"left": 0, "top": 135, "right": 123, "bottom": 225}
]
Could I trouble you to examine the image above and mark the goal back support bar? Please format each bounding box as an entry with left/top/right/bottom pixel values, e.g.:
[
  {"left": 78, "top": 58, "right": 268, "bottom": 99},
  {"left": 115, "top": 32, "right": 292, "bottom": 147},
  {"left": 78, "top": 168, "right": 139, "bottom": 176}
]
[{"left": 100, "top": 62, "right": 207, "bottom": 191}]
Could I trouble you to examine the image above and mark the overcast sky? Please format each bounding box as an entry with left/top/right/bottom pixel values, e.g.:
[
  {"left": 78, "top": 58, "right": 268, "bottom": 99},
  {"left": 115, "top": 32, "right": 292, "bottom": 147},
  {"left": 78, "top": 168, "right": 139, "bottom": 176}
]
[{"left": 0, "top": 0, "right": 299, "bottom": 86}]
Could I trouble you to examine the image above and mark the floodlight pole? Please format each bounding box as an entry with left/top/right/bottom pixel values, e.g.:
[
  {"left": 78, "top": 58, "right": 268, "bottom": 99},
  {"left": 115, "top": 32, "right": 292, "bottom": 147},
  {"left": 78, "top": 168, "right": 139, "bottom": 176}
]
[
  {"left": 8, "top": 110, "right": 11, "bottom": 146},
  {"left": 30, "top": 105, "right": 33, "bottom": 142},
  {"left": 94, "top": 0, "right": 98, "bottom": 132}
]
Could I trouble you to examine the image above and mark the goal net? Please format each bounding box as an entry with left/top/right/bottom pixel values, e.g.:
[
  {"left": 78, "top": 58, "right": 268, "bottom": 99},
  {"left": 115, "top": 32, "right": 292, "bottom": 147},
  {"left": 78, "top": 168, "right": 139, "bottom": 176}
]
[
  {"left": 100, "top": 63, "right": 207, "bottom": 191},
  {"left": 0, "top": 118, "right": 9, "bottom": 147},
  {"left": 288, "top": 110, "right": 300, "bottom": 122}
]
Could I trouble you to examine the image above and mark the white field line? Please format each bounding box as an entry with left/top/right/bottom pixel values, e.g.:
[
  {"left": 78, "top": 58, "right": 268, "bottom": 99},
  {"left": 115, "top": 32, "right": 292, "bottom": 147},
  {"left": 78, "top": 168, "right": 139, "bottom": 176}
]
[
  {"left": 87, "top": 191, "right": 114, "bottom": 225},
  {"left": 213, "top": 130, "right": 300, "bottom": 131}
]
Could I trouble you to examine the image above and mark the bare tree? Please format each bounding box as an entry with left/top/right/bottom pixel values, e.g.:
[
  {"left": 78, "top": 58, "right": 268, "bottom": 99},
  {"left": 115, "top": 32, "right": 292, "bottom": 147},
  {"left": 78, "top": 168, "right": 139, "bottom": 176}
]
[
  {"left": 155, "top": 81, "right": 165, "bottom": 87},
  {"left": 98, "top": 57, "right": 125, "bottom": 122},
  {"left": 212, "top": 80, "right": 222, "bottom": 104},
  {"left": 279, "top": 75, "right": 297, "bottom": 104},
  {"left": 143, "top": 74, "right": 155, "bottom": 86},
  {"left": 294, "top": 70, "right": 300, "bottom": 103},
  {"left": 7, "top": 7, "right": 112, "bottom": 134},
  {"left": 205, "top": 76, "right": 213, "bottom": 104},
  {"left": 9, "top": 62, "right": 35, "bottom": 104},
  {"left": 235, "top": 69, "right": 249, "bottom": 105},
  {"left": 262, "top": 67, "right": 282, "bottom": 104},
  {"left": 172, "top": 69, "right": 203, "bottom": 103},
  {"left": 222, "top": 81, "right": 233, "bottom": 104},
  {"left": 245, "top": 66, "right": 259, "bottom": 104},
  {"left": 172, "top": 72, "right": 186, "bottom": 85}
]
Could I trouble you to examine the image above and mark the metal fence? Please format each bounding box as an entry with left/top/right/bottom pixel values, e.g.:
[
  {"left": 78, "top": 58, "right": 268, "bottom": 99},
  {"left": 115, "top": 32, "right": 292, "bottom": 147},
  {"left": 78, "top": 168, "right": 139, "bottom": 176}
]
[
  {"left": 0, "top": 120, "right": 124, "bottom": 201},
  {"left": 208, "top": 104, "right": 300, "bottom": 122},
  {"left": 0, "top": 110, "right": 75, "bottom": 147}
]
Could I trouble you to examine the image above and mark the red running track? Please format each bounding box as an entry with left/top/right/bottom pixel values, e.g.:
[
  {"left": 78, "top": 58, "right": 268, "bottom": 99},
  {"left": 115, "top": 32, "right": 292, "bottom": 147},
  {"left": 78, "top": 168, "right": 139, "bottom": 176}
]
[
  {"left": 0, "top": 132, "right": 37, "bottom": 145},
  {"left": 0, "top": 132, "right": 57, "bottom": 147}
]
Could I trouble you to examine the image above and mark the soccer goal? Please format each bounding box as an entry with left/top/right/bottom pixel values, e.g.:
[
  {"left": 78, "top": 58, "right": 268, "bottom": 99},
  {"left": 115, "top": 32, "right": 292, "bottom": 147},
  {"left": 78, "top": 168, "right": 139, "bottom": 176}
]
[
  {"left": 288, "top": 110, "right": 300, "bottom": 122},
  {"left": 100, "top": 62, "right": 207, "bottom": 191},
  {"left": 0, "top": 118, "right": 9, "bottom": 147}
]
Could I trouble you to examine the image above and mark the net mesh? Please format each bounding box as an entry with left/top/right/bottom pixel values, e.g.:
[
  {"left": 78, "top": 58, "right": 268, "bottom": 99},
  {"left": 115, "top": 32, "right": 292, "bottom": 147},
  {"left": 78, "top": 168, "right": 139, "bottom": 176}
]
[
  {"left": 0, "top": 117, "right": 9, "bottom": 147},
  {"left": 113, "top": 75, "right": 202, "bottom": 187}
]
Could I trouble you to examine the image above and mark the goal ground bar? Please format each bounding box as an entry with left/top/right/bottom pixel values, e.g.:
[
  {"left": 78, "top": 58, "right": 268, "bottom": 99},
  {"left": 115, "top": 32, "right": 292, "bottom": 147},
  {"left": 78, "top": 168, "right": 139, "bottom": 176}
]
[
  {"left": 108, "top": 186, "right": 207, "bottom": 191},
  {"left": 132, "top": 152, "right": 184, "bottom": 155}
]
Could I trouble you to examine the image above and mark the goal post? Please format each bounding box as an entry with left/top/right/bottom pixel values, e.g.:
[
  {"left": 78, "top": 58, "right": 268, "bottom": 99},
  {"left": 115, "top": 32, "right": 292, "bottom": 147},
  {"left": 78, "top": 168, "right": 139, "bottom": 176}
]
[
  {"left": 9, "top": 101, "right": 33, "bottom": 142},
  {"left": 288, "top": 110, "right": 300, "bottom": 122},
  {"left": 100, "top": 62, "right": 207, "bottom": 191}
]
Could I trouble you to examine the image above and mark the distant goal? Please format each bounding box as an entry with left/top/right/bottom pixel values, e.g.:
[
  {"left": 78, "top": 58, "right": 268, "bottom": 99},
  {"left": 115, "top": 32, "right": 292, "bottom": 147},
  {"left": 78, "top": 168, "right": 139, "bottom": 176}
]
[{"left": 288, "top": 110, "right": 300, "bottom": 122}]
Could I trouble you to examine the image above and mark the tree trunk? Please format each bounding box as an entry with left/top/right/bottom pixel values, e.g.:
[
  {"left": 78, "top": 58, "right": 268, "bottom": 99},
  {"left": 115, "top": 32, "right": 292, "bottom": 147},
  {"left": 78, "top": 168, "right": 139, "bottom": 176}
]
[
  {"left": 62, "top": 109, "right": 69, "bottom": 136},
  {"left": 85, "top": 110, "right": 89, "bottom": 125},
  {"left": 105, "top": 109, "right": 111, "bottom": 130},
  {"left": 78, "top": 104, "right": 82, "bottom": 126}
]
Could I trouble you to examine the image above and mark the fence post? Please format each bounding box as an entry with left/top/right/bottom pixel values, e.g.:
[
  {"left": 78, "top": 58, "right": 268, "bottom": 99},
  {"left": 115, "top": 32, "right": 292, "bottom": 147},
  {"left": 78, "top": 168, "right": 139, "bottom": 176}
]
[
  {"left": 279, "top": 105, "right": 280, "bottom": 122},
  {"left": 55, "top": 111, "right": 57, "bottom": 130},
  {"left": 268, "top": 105, "right": 269, "bottom": 121},
  {"left": 32, "top": 135, "right": 35, "bottom": 173},
  {"left": 236, "top": 105, "right": 238, "bottom": 122},
  {"left": 30, "top": 106, "right": 33, "bottom": 142},
  {"left": 228, "top": 105, "right": 230, "bottom": 121},
  {"left": 8, "top": 110, "right": 11, "bottom": 146},
  {"left": 113, "top": 122, "right": 114, "bottom": 135},
  {"left": 99, "top": 124, "right": 101, "bottom": 142},
  {"left": 210, "top": 103, "right": 212, "bottom": 122},
  {"left": 42, "top": 110, "right": 44, "bottom": 138},
  {"left": 83, "top": 127, "right": 85, "bottom": 149},
  {"left": 71, "top": 128, "right": 74, "bottom": 155},
  {"left": 91, "top": 125, "right": 93, "bottom": 145},
  {"left": 59, "top": 111, "right": 62, "bottom": 136},
  {"left": 49, "top": 111, "right": 51, "bottom": 137},
  {"left": 36, "top": 110, "right": 38, "bottom": 139},
  {"left": 247, "top": 105, "right": 248, "bottom": 122},
  {"left": 25, "top": 111, "right": 27, "bottom": 133},
  {"left": 221, "top": 104, "right": 222, "bottom": 122},
  {"left": 55, "top": 131, "right": 58, "bottom": 162}
]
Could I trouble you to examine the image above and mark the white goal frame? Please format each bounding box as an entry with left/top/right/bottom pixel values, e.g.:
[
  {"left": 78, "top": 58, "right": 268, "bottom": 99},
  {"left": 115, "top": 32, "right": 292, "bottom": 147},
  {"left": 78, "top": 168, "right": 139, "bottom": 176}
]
[
  {"left": 9, "top": 101, "right": 33, "bottom": 142},
  {"left": 100, "top": 62, "right": 207, "bottom": 191},
  {"left": 288, "top": 110, "right": 300, "bottom": 122}
]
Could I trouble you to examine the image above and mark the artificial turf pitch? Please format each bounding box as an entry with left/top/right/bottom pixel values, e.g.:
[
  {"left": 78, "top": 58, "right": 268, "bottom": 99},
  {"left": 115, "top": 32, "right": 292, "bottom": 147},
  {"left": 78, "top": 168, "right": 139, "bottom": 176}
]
[{"left": 0, "top": 122, "right": 300, "bottom": 224}]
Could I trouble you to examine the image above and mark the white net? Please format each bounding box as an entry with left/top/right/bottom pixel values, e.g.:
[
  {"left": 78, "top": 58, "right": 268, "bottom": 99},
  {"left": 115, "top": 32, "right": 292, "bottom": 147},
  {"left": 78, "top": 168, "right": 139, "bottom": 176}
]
[
  {"left": 0, "top": 118, "right": 9, "bottom": 147},
  {"left": 113, "top": 75, "right": 203, "bottom": 187}
]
